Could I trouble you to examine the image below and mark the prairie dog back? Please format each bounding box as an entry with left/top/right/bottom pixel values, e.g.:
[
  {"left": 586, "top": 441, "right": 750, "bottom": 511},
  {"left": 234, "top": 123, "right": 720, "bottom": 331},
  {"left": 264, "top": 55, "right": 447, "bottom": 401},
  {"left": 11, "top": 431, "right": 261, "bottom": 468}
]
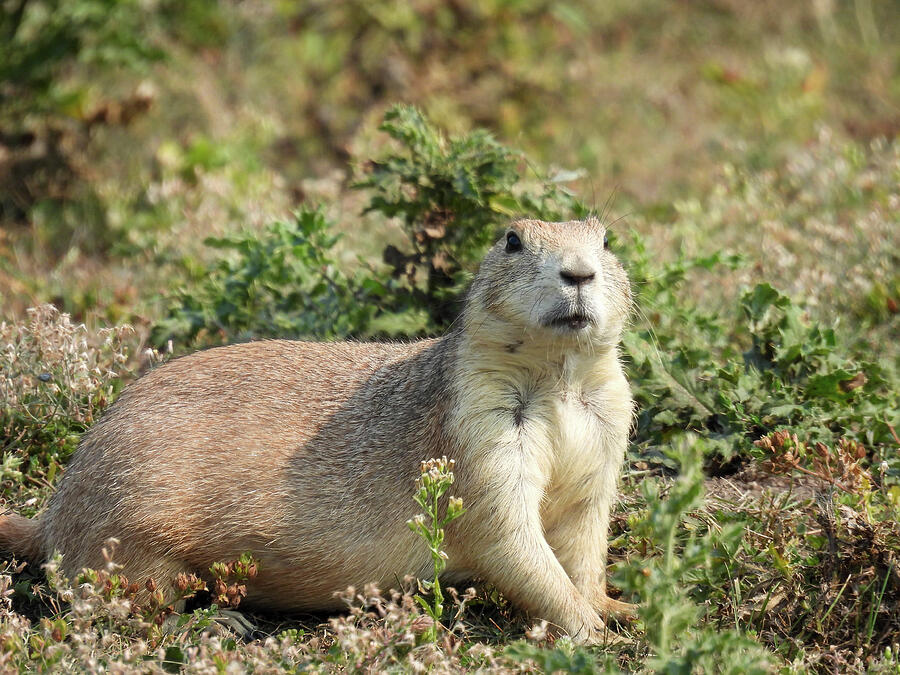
[
  {"left": 43, "top": 339, "right": 447, "bottom": 609},
  {"left": 0, "top": 217, "right": 635, "bottom": 643}
]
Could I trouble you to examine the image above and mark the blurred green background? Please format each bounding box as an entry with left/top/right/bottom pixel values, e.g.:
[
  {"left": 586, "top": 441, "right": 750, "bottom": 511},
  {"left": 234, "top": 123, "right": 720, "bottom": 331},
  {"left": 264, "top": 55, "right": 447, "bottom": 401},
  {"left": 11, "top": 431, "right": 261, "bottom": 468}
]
[{"left": 1, "top": 0, "right": 897, "bottom": 335}]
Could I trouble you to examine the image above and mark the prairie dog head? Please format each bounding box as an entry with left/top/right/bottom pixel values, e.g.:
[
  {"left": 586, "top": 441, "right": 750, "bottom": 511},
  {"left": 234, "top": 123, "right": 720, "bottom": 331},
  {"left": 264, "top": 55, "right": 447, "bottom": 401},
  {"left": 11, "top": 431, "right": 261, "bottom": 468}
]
[{"left": 465, "top": 218, "right": 631, "bottom": 349}]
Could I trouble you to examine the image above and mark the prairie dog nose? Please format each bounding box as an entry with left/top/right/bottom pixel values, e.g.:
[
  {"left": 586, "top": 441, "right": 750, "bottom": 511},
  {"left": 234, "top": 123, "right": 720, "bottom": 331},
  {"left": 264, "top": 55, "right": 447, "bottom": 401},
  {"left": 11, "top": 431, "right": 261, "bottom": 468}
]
[{"left": 560, "top": 269, "right": 596, "bottom": 286}]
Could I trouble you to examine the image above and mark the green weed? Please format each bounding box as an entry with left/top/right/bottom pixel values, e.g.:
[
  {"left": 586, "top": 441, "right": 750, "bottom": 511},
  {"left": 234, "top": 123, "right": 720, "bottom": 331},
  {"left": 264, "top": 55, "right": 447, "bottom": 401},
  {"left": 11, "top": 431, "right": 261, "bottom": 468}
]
[
  {"left": 355, "top": 104, "right": 587, "bottom": 329},
  {"left": 627, "top": 274, "right": 899, "bottom": 465},
  {"left": 151, "top": 207, "right": 376, "bottom": 346},
  {"left": 406, "top": 456, "right": 465, "bottom": 642},
  {"left": 154, "top": 105, "right": 589, "bottom": 345},
  {"left": 615, "top": 437, "right": 774, "bottom": 673}
]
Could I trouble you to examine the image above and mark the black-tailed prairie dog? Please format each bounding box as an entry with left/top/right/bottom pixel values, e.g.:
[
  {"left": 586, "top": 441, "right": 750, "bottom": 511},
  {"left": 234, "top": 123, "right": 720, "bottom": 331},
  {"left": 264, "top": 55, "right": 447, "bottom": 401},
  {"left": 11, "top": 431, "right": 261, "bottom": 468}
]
[{"left": 0, "top": 217, "right": 635, "bottom": 643}]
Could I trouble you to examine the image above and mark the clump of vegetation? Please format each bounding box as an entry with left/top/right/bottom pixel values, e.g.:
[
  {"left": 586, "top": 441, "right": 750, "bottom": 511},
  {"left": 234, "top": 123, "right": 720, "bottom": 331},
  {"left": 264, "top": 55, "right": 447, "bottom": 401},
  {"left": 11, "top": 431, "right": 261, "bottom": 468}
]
[
  {"left": 355, "top": 105, "right": 587, "bottom": 329},
  {"left": 209, "top": 552, "right": 259, "bottom": 609},
  {"left": 626, "top": 274, "right": 899, "bottom": 466},
  {"left": 732, "top": 431, "right": 900, "bottom": 666},
  {"left": 0, "top": 552, "right": 311, "bottom": 673},
  {"left": 756, "top": 430, "right": 872, "bottom": 493},
  {"left": 150, "top": 207, "right": 378, "bottom": 346},
  {"left": 357, "top": 104, "right": 523, "bottom": 325},
  {"left": 0, "top": 305, "right": 140, "bottom": 512},
  {"left": 615, "top": 437, "right": 774, "bottom": 673}
]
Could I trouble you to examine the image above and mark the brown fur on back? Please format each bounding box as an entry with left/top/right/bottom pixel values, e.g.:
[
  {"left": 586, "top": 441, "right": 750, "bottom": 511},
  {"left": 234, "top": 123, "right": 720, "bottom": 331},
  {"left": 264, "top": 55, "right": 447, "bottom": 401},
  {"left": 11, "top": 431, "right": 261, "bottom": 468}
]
[{"left": 40, "top": 338, "right": 448, "bottom": 610}]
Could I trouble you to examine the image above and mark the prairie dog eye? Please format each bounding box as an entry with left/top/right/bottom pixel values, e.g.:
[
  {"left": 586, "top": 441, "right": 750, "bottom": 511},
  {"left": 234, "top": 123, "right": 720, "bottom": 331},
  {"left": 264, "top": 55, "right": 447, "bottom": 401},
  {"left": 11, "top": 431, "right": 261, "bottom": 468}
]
[{"left": 506, "top": 232, "right": 523, "bottom": 253}]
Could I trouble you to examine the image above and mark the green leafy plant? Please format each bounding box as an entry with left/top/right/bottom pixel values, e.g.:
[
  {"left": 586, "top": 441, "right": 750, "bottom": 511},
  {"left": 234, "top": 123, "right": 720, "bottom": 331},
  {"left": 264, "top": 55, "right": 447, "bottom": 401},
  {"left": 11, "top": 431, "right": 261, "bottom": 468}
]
[
  {"left": 355, "top": 104, "right": 587, "bottom": 331},
  {"left": 406, "top": 456, "right": 465, "bottom": 642},
  {"left": 615, "top": 436, "right": 774, "bottom": 673},
  {"left": 151, "top": 207, "right": 378, "bottom": 346},
  {"left": 626, "top": 260, "right": 899, "bottom": 464}
]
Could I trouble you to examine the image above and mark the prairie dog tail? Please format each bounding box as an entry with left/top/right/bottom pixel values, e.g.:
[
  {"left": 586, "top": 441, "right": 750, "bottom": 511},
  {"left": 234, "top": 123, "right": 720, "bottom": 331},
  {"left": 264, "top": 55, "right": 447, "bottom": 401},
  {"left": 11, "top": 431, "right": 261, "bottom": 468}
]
[{"left": 0, "top": 510, "right": 44, "bottom": 564}]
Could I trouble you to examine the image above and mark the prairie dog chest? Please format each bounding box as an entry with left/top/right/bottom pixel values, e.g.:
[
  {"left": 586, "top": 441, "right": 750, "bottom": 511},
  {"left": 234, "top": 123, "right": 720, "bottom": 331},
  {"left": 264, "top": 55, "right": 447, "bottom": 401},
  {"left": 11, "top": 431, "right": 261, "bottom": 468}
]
[
  {"left": 524, "top": 378, "right": 624, "bottom": 485},
  {"left": 452, "top": 351, "right": 631, "bottom": 490},
  {"left": 552, "top": 389, "right": 607, "bottom": 461}
]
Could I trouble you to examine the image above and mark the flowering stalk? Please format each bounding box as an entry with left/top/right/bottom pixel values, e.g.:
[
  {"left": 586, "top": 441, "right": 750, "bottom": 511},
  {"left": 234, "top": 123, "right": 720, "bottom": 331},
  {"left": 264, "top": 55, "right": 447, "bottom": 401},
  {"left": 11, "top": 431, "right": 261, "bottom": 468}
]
[{"left": 407, "top": 456, "right": 465, "bottom": 642}]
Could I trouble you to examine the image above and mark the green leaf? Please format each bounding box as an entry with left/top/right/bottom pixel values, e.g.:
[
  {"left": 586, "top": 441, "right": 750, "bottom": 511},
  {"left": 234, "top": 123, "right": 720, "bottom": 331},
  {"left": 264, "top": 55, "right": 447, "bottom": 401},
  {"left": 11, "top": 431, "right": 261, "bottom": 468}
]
[
  {"left": 162, "top": 646, "right": 185, "bottom": 673},
  {"left": 742, "top": 283, "right": 788, "bottom": 321},
  {"left": 804, "top": 369, "right": 856, "bottom": 401}
]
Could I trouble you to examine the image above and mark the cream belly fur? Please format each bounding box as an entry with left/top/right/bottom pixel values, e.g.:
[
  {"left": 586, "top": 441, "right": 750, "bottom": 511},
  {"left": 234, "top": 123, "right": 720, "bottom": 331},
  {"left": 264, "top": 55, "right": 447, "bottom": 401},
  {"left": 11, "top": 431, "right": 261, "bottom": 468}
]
[{"left": 0, "top": 217, "right": 634, "bottom": 643}]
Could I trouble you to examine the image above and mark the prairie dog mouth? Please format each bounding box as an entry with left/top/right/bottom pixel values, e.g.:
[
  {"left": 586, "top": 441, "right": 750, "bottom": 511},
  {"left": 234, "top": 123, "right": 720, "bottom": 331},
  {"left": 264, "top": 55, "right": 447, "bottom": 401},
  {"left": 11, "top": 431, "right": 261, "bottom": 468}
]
[{"left": 546, "top": 313, "right": 592, "bottom": 331}]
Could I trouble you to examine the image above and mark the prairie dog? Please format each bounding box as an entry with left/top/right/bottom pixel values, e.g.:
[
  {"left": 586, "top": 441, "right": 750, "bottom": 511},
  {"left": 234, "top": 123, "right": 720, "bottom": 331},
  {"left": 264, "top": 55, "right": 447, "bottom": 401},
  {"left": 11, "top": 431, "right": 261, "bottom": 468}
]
[{"left": 0, "top": 217, "right": 634, "bottom": 643}]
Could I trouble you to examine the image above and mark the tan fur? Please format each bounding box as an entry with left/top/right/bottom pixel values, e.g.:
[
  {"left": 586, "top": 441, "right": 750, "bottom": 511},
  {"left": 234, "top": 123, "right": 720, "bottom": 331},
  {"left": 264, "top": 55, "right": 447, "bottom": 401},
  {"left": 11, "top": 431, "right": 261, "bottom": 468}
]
[
  {"left": 0, "top": 218, "right": 634, "bottom": 643},
  {"left": 0, "top": 511, "right": 42, "bottom": 562}
]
